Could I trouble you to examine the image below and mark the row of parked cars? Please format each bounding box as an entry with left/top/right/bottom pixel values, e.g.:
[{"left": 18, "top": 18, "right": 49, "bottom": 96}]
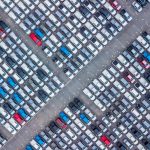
[
  {"left": 82, "top": 32, "right": 150, "bottom": 149},
  {"left": 132, "top": 0, "right": 150, "bottom": 12},
  {"left": 25, "top": 97, "right": 150, "bottom": 150},
  {"left": 83, "top": 31, "right": 150, "bottom": 111},
  {"left": 0, "top": 0, "right": 132, "bottom": 80},
  {"left": 0, "top": 20, "right": 65, "bottom": 136}
]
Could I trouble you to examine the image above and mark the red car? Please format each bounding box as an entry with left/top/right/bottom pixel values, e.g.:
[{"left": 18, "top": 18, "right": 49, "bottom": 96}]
[
  {"left": 0, "top": 28, "right": 6, "bottom": 39},
  {"left": 13, "top": 113, "right": 25, "bottom": 125},
  {"left": 109, "top": 0, "right": 121, "bottom": 11},
  {"left": 122, "top": 71, "right": 135, "bottom": 83},
  {"left": 137, "top": 57, "right": 150, "bottom": 69},
  {"left": 100, "top": 135, "right": 111, "bottom": 146},
  {"left": 29, "top": 32, "right": 42, "bottom": 46},
  {"left": 55, "top": 118, "right": 67, "bottom": 129}
]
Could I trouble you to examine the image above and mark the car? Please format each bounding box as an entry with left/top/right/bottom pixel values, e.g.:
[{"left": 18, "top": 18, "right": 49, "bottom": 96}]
[
  {"left": 137, "top": 0, "right": 147, "bottom": 7},
  {"left": 60, "top": 132, "right": 72, "bottom": 145},
  {"left": 83, "top": 88, "right": 95, "bottom": 101},
  {"left": 30, "top": 140, "right": 42, "bottom": 150},
  {"left": 137, "top": 56, "right": 150, "bottom": 69},
  {"left": 122, "top": 71, "right": 135, "bottom": 83},
  {"left": 59, "top": 111, "right": 71, "bottom": 124},
  {"left": 13, "top": 113, "right": 25, "bottom": 125},
  {"left": 55, "top": 137, "right": 67, "bottom": 149},
  {"left": 132, "top": 1, "right": 143, "bottom": 12},
  {"left": 109, "top": 0, "right": 121, "bottom": 11},
  {"left": 49, "top": 121, "right": 61, "bottom": 134},
  {"left": 18, "top": 108, "right": 30, "bottom": 121},
  {"left": 104, "top": 2, "right": 116, "bottom": 15},
  {"left": 112, "top": 60, "right": 125, "bottom": 72},
  {"left": 79, "top": 113, "right": 91, "bottom": 125},
  {"left": 115, "top": 13, "right": 127, "bottom": 26},
  {"left": 29, "top": 33, "right": 42, "bottom": 46},
  {"left": 134, "top": 82, "right": 146, "bottom": 94},
  {"left": 34, "top": 135, "right": 46, "bottom": 147},
  {"left": 79, "top": 6, "right": 91, "bottom": 18},
  {"left": 66, "top": 129, "right": 77, "bottom": 140},
  {"left": 56, "top": 118, "right": 67, "bottom": 129},
  {"left": 74, "top": 118, "right": 86, "bottom": 131},
  {"left": 74, "top": 98, "right": 85, "bottom": 110},
  {"left": 120, "top": 9, "right": 132, "bottom": 22},
  {"left": 100, "top": 135, "right": 111, "bottom": 146}
]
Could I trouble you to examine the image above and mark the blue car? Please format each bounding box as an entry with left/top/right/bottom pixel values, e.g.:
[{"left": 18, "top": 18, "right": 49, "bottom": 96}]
[
  {"left": 34, "top": 28, "right": 45, "bottom": 39},
  {"left": 26, "top": 145, "right": 33, "bottom": 150},
  {"left": 60, "top": 46, "right": 73, "bottom": 58},
  {"left": 12, "top": 93, "right": 24, "bottom": 105},
  {"left": 59, "top": 112, "right": 71, "bottom": 124},
  {"left": 0, "top": 87, "right": 8, "bottom": 98},
  {"left": 18, "top": 108, "right": 30, "bottom": 121},
  {"left": 34, "top": 135, "right": 46, "bottom": 147},
  {"left": 79, "top": 113, "right": 91, "bottom": 125},
  {"left": 143, "top": 51, "right": 150, "bottom": 62},
  {"left": 7, "top": 77, "right": 19, "bottom": 89}
]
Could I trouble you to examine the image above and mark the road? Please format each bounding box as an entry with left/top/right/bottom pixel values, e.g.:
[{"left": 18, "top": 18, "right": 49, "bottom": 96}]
[{"left": 0, "top": 1, "right": 150, "bottom": 150}]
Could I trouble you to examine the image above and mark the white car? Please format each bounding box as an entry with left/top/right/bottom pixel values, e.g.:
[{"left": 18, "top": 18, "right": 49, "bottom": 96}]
[
  {"left": 18, "top": 1, "right": 30, "bottom": 14},
  {"left": 4, "top": 123, "right": 17, "bottom": 135},
  {"left": 38, "top": 3, "right": 50, "bottom": 16},
  {"left": 102, "top": 69, "right": 114, "bottom": 82},
  {"left": 74, "top": 118, "right": 86, "bottom": 130},
  {"left": 131, "top": 108, "right": 142, "bottom": 120},
  {"left": 136, "top": 35, "right": 149, "bottom": 49},
  {"left": 128, "top": 66, "right": 140, "bottom": 78},
  {"left": 87, "top": 43, "right": 98, "bottom": 56},
  {"left": 64, "top": 107, "right": 76, "bottom": 120},
  {"left": 83, "top": 88, "right": 95, "bottom": 101},
  {"left": 8, "top": 11, "right": 21, "bottom": 24},
  {"left": 63, "top": 0, "right": 75, "bottom": 12},
  {"left": 53, "top": 76, "right": 64, "bottom": 88},
  {"left": 98, "top": 75, "right": 110, "bottom": 87},
  {"left": 63, "top": 68, "right": 74, "bottom": 79},
  {"left": 126, "top": 132, "right": 138, "bottom": 145},
  {"left": 96, "top": 33, "right": 108, "bottom": 45},
  {"left": 94, "top": 99, "right": 106, "bottom": 111},
  {"left": 129, "top": 88, "right": 141, "bottom": 100},
  {"left": 112, "top": 60, "right": 125, "bottom": 72},
  {"left": 9, "top": 118, "right": 21, "bottom": 130},
  {"left": 124, "top": 92, "right": 136, "bottom": 104},
  {"left": 74, "top": 11, "right": 86, "bottom": 23},
  {"left": 0, "top": 107, "right": 10, "bottom": 119},
  {"left": 70, "top": 123, "right": 82, "bottom": 135},
  {"left": 90, "top": 17, "right": 102, "bottom": 30},
  {"left": 85, "top": 129, "right": 97, "bottom": 142},
  {"left": 60, "top": 133, "right": 72, "bottom": 145},
  {"left": 30, "top": 140, "right": 42, "bottom": 150},
  {"left": 66, "top": 129, "right": 77, "bottom": 140},
  {"left": 49, "top": 14, "right": 61, "bottom": 27},
  {"left": 93, "top": 79, "right": 105, "bottom": 91},
  {"left": 113, "top": 81, "right": 126, "bottom": 93},
  {"left": 88, "top": 84, "right": 100, "bottom": 96},
  {"left": 117, "top": 55, "right": 129, "bottom": 67},
  {"left": 44, "top": 0, "right": 55, "bottom": 11},
  {"left": 132, "top": 1, "right": 142, "bottom": 12},
  {"left": 104, "top": 2, "right": 116, "bottom": 15},
  {"left": 115, "top": 13, "right": 128, "bottom": 27},
  {"left": 84, "top": 108, "right": 96, "bottom": 121},
  {"left": 30, "top": 54, "right": 43, "bottom": 66},
  {"left": 76, "top": 32, "right": 87, "bottom": 44}
]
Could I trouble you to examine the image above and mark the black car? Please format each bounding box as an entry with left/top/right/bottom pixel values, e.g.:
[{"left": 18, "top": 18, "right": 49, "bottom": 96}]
[
  {"left": 49, "top": 121, "right": 61, "bottom": 134},
  {"left": 68, "top": 102, "right": 80, "bottom": 113},
  {"left": 116, "top": 141, "right": 127, "bottom": 150},
  {"left": 130, "top": 127, "right": 142, "bottom": 139},
  {"left": 79, "top": 6, "right": 91, "bottom": 18},
  {"left": 144, "top": 70, "right": 150, "bottom": 82},
  {"left": 3, "top": 103, "right": 15, "bottom": 115},
  {"left": 99, "top": 7, "right": 111, "bottom": 20},
  {"left": 90, "top": 124, "right": 100, "bottom": 135},
  {"left": 142, "top": 139, "right": 150, "bottom": 149},
  {"left": 38, "top": 90, "right": 48, "bottom": 102},
  {"left": 0, "top": 20, "right": 10, "bottom": 32},
  {"left": 137, "top": 0, "right": 147, "bottom": 7},
  {"left": 16, "top": 67, "right": 27, "bottom": 79},
  {"left": 0, "top": 47, "right": 6, "bottom": 57},
  {"left": 36, "top": 69, "right": 48, "bottom": 81},
  {"left": 74, "top": 98, "right": 85, "bottom": 110}
]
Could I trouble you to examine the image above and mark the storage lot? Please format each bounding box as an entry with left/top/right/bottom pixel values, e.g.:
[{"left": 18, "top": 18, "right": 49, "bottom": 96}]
[{"left": 0, "top": 0, "right": 150, "bottom": 150}]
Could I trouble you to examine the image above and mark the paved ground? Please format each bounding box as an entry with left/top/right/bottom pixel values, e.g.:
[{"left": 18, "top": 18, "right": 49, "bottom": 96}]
[{"left": 0, "top": 1, "right": 150, "bottom": 150}]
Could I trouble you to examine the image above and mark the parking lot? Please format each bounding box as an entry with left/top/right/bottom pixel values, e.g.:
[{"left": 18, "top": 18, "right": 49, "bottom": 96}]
[{"left": 0, "top": 0, "right": 150, "bottom": 150}]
